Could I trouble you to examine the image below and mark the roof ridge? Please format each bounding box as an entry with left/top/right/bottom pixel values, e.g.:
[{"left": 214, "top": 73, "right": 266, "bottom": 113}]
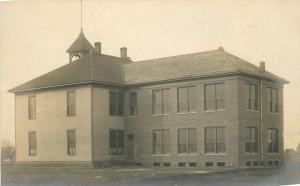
[{"left": 131, "top": 49, "right": 220, "bottom": 64}]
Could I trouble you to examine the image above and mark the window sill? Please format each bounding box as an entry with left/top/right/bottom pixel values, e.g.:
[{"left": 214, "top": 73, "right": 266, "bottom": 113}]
[
  {"left": 177, "top": 153, "right": 198, "bottom": 156},
  {"left": 176, "top": 112, "right": 197, "bottom": 115},
  {"left": 204, "top": 110, "right": 225, "bottom": 113},
  {"left": 152, "top": 113, "right": 170, "bottom": 116},
  {"left": 267, "top": 112, "right": 281, "bottom": 115},
  {"left": 128, "top": 115, "right": 138, "bottom": 118},
  {"left": 204, "top": 153, "right": 226, "bottom": 155},
  {"left": 152, "top": 154, "right": 171, "bottom": 156},
  {"left": 245, "top": 153, "right": 259, "bottom": 155},
  {"left": 267, "top": 152, "right": 280, "bottom": 155},
  {"left": 245, "top": 110, "right": 259, "bottom": 112}
]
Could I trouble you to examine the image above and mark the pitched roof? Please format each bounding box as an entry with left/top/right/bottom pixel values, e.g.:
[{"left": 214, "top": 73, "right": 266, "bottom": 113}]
[
  {"left": 9, "top": 54, "right": 126, "bottom": 92},
  {"left": 66, "top": 31, "right": 94, "bottom": 53},
  {"left": 9, "top": 48, "right": 288, "bottom": 93},
  {"left": 123, "top": 49, "right": 288, "bottom": 84}
]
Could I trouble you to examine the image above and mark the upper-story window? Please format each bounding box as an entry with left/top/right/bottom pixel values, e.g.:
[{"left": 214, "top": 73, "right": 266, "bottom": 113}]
[
  {"left": 152, "top": 89, "right": 170, "bottom": 114},
  {"left": 67, "top": 91, "right": 76, "bottom": 116},
  {"left": 205, "top": 127, "right": 225, "bottom": 154},
  {"left": 129, "top": 92, "right": 137, "bottom": 116},
  {"left": 204, "top": 83, "right": 225, "bottom": 111},
  {"left": 109, "top": 91, "right": 123, "bottom": 116},
  {"left": 267, "top": 88, "right": 279, "bottom": 113},
  {"left": 245, "top": 127, "right": 258, "bottom": 153},
  {"left": 267, "top": 128, "right": 279, "bottom": 153},
  {"left": 177, "top": 86, "right": 196, "bottom": 113},
  {"left": 245, "top": 83, "right": 258, "bottom": 111},
  {"left": 28, "top": 95, "right": 36, "bottom": 119}
]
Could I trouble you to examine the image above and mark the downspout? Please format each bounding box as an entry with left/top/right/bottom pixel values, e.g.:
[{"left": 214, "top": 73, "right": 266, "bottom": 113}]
[
  {"left": 260, "top": 78, "right": 264, "bottom": 165},
  {"left": 90, "top": 50, "right": 94, "bottom": 168}
]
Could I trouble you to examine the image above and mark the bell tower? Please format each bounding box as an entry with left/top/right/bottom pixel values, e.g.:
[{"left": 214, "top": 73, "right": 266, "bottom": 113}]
[
  {"left": 66, "top": 0, "right": 93, "bottom": 63},
  {"left": 66, "top": 30, "right": 93, "bottom": 63}
]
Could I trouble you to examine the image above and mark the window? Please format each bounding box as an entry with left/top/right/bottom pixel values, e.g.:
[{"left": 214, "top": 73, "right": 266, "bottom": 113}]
[
  {"left": 28, "top": 131, "right": 37, "bottom": 156},
  {"left": 67, "top": 91, "right": 76, "bottom": 116},
  {"left": 109, "top": 91, "right": 123, "bottom": 116},
  {"left": 245, "top": 127, "right": 258, "bottom": 153},
  {"left": 217, "top": 162, "right": 225, "bottom": 167},
  {"left": 246, "top": 161, "right": 251, "bottom": 167},
  {"left": 67, "top": 129, "right": 76, "bottom": 155},
  {"left": 204, "top": 83, "right": 225, "bottom": 111},
  {"left": 189, "top": 162, "right": 197, "bottom": 167},
  {"left": 253, "top": 161, "right": 259, "bottom": 166},
  {"left": 109, "top": 129, "right": 124, "bottom": 155},
  {"left": 153, "top": 162, "right": 160, "bottom": 167},
  {"left": 163, "top": 162, "right": 171, "bottom": 167},
  {"left": 205, "top": 127, "right": 225, "bottom": 153},
  {"left": 129, "top": 92, "right": 137, "bottom": 116},
  {"left": 205, "top": 162, "right": 213, "bottom": 167},
  {"left": 267, "top": 128, "right": 279, "bottom": 153},
  {"left": 178, "top": 128, "right": 197, "bottom": 154},
  {"left": 178, "top": 162, "right": 186, "bottom": 167},
  {"left": 177, "top": 86, "right": 196, "bottom": 113},
  {"left": 245, "top": 84, "right": 258, "bottom": 110},
  {"left": 153, "top": 129, "right": 170, "bottom": 154},
  {"left": 28, "top": 96, "right": 36, "bottom": 119},
  {"left": 152, "top": 89, "right": 170, "bottom": 114},
  {"left": 267, "top": 88, "right": 279, "bottom": 113}
]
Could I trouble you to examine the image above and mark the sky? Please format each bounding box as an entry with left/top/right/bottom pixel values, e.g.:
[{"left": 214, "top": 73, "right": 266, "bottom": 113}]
[{"left": 0, "top": 0, "right": 299, "bottom": 149}]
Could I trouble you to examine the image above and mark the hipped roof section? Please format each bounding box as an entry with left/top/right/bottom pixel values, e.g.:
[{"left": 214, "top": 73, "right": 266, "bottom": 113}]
[{"left": 9, "top": 49, "right": 288, "bottom": 93}]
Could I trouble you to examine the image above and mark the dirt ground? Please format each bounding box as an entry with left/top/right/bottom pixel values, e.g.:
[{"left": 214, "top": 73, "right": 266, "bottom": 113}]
[{"left": 1, "top": 161, "right": 300, "bottom": 186}]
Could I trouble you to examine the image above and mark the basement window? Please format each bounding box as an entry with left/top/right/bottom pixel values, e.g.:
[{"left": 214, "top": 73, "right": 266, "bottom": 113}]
[
  {"left": 153, "top": 162, "right": 160, "bottom": 167},
  {"left": 163, "top": 162, "right": 171, "bottom": 167},
  {"left": 205, "top": 162, "right": 214, "bottom": 167},
  {"left": 178, "top": 162, "right": 186, "bottom": 167},
  {"left": 189, "top": 162, "right": 197, "bottom": 167},
  {"left": 217, "top": 162, "right": 225, "bottom": 167}
]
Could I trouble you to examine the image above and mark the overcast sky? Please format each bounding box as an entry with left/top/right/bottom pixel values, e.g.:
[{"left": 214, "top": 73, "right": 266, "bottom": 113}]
[{"left": 0, "top": 0, "right": 299, "bottom": 149}]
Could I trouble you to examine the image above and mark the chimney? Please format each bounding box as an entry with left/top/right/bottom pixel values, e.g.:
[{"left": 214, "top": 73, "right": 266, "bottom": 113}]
[
  {"left": 260, "top": 61, "right": 265, "bottom": 72},
  {"left": 120, "top": 47, "right": 127, "bottom": 59},
  {"left": 94, "top": 42, "right": 101, "bottom": 54}
]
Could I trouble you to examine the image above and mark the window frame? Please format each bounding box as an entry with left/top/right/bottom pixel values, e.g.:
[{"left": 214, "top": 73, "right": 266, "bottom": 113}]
[
  {"left": 109, "top": 91, "right": 124, "bottom": 116},
  {"left": 245, "top": 127, "right": 258, "bottom": 153},
  {"left": 245, "top": 83, "right": 258, "bottom": 111},
  {"left": 152, "top": 129, "right": 170, "bottom": 155},
  {"left": 67, "top": 129, "right": 76, "bottom": 156},
  {"left": 28, "top": 95, "right": 36, "bottom": 120},
  {"left": 177, "top": 86, "right": 196, "bottom": 113},
  {"left": 109, "top": 129, "right": 125, "bottom": 155},
  {"left": 152, "top": 88, "right": 170, "bottom": 115},
  {"left": 205, "top": 127, "right": 226, "bottom": 154},
  {"left": 204, "top": 83, "right": 225, "bottom": 111},
  {"left": 267, "top": 87, "right": 279, "bottom": 113},
  {"left": 129, "top": 92, "right": 138, "bottom": 116},
  {"left": 177, "top": 128, "right": 197, "bottom": 154},
  {"left": 67, "top": 90, "right": 76, "bottom": 117},
  {"left": 28, "top": 131, "right": 37, "bottom": 156},
  {"left": 267, "top": 128, "right": 279, "bottom": 153}
]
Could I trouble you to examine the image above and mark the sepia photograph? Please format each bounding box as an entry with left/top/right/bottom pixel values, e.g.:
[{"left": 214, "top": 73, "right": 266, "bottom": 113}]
[{"left": 0, "top": 0, "right": 299, "bottom": 185}]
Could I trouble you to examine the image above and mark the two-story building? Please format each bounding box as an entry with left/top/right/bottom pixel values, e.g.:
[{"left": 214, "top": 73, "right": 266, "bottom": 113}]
[{"left": 10, "top": 30, "right": 288, "bottom": 168}]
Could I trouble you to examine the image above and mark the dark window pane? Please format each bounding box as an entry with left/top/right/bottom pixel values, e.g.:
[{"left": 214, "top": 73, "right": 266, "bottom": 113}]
[
  {"left": 109, "top": 92, "right": 116, "bottom": 115},
  {"left": 129, "top": 92, "right": 137, "bottom": 115},
  {"left": 29, "top": 131, "right": 37, "bottom": 156},
  {"left": 117, "top": 93, "right": 123, "bottom": 116},
  {"left": 205, "top": 84, "right": 215, "bottom": 111},
  {"left": 152, "top": 90, "right": 162, "bottom": 114},
  {"left": 178, "top": 128, "right": 188, "bottom": 153},
  {"left": 178, "top": 87, "right": 188, "bottom": 113},
  {"left": 162, "top": 89, "right": 170, "bottom": 114},
  {"left": 188, "top": 87, "right": 196, "bottom": 112},
  {"left": 188, "top": 128, "right": 197, "bottom": 153},
  {"left": 216, "top": 83, "right": 225, "bottom": 110}
]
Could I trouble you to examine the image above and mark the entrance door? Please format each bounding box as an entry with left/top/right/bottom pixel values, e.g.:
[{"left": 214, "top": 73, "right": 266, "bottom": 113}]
[{"left": 127, "top": 135, "right": 135, "bottom": 160}]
